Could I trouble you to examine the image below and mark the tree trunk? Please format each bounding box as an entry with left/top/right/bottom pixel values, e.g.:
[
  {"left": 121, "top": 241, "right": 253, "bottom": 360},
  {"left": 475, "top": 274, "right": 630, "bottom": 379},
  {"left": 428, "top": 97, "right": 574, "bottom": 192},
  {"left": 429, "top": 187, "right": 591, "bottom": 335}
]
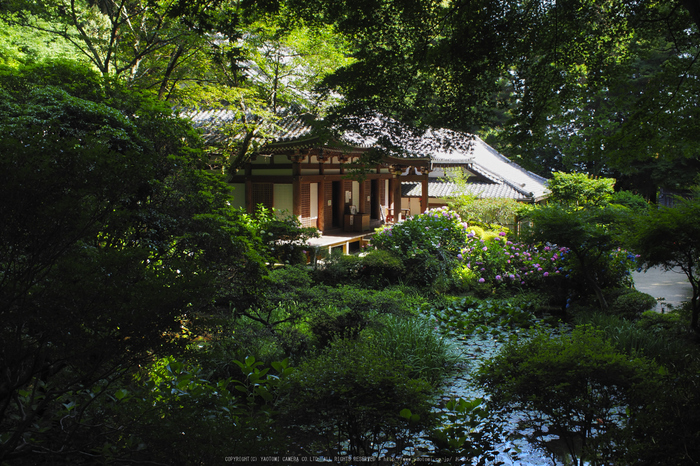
[
  {"left": 158, "top": 45, "right": 184, "bottom": 100},
  {"left": 577, "top": 252, "right": 608, "bottom": 310}
]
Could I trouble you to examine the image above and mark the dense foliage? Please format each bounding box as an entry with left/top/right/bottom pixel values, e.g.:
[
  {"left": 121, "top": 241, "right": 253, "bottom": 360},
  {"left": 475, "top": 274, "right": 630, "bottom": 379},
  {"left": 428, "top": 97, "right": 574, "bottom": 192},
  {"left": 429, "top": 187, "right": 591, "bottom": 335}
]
[
  {"left": 0, "top": 61, "right": 270, "bottom": 462},
  {"left": 370, "top": 207, "right": 469, "bottom": 289},
  {"left": 2, "top": 0, "right": 700, "bottom": 462}
]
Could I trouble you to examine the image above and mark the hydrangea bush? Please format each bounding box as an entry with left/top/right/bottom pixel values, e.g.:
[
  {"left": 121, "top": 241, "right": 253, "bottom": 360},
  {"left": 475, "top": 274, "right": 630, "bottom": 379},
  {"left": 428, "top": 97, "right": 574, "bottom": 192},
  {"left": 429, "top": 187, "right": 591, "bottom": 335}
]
[
  {"left": 370, "top": 207, "right": 469, "bottom": 260},
  {"left": 370, "top": 207, "right": 469, "bottom": 288},
  {"left": 369, "top": 207, "right": 638, "bottom": 297},
  {"left": 455, "top": 230, "right": 570, "bottom": 291}
]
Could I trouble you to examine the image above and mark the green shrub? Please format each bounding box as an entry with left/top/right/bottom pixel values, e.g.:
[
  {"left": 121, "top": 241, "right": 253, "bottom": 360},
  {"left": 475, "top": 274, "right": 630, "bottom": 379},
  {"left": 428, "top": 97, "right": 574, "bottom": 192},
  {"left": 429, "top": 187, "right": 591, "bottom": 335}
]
[
  {"left": 451, "top": 263, "right": 480, "bottom": 292},
  {"left": 574, "top": 310, "right": 696, "bottom": 368},
  {"left": 449, "top": 196, "right": 526, "bottom": 230},
  {"left": 611, "top": 190, "right": 651, "bottom": 213},
  {"left": 611, "top": 290, "right": 658, "bottom": 320},
  {"left": 312, "top": 250, "right": 363, "bottom": 285},
  {"left": 371, "top": 207, "right": 468, "bottom": 258},
  {"left": 95, "top": 357, "right": 291, "bottom": 464},
  {"left": 637, "top": 308, "right": 689, "bottom": 334},
  {"left": 357, "top": 249, "right": 405, "bottom": 286},
  {"left": 606, "top": 320, "right": 691, "bottom": 365},
  {"left": 267, "top": 264, "right": 314, "bottom": 292},
  {"left": 369, "top": 207, "right": 468, "bottom": 289},
  {"left": 476, "top": 325, "right": 663, "bottom": 465},
  {"left": 241, "top": 205, "right": 319, "bottom": 265},
  {"left": 281, "top": 338, "right": 434, "bottom": 457},
  {"left": 305, "top": 284, "right": 418, "bottom": 317},
  {"left": 198, "top": 322, "right": 288, "bottom": 376},
  {"left": 308, "top": 306, "right": 369, "bottom": 349}
]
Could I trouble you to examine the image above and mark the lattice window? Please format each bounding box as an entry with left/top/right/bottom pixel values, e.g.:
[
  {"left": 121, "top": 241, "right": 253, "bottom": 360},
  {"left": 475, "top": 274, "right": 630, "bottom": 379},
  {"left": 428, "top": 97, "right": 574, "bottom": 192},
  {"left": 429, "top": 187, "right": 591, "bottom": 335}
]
[
  {"left": 251, "top": 183, "right": 273, "bottom": 211},
  {"left": 301, "top": 184, "right": 311, "bottom": 218}
]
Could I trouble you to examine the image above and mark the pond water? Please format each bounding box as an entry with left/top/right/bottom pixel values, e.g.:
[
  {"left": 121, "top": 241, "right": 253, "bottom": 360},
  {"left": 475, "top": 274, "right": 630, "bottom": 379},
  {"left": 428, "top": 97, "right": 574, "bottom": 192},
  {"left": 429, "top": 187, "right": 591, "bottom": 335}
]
[
  {"left": 430, "top": 332, "right": 564, "bottom": 465},
  {"left": 354, "top": 331, "right": 571, "bottom": 465},
  {"left": 307, "top": 327, "right": 578, "bottom": 465}
]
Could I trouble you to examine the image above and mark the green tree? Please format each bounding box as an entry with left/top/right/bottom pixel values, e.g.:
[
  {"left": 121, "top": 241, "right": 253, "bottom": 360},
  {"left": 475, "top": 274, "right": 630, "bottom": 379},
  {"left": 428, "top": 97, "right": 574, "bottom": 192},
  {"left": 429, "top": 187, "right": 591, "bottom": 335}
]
[
  {"left": 203, "top": 17, "right": 354, "bottom": 176},
  {"left": 285, "top": 0, "right": 525, "bottom": 133},
  {"left": 497, "top": 0, "right": 700, "bottom": 197},
  {"left": 525, "top": 173, "right": 632, "bottom": 309},
  {"left": 631, "top": 193, "right": 700, "bottom": 331},
  {"left": 242, "top": 19, "right": 354, "bottom": 114},
  {"left": 0, "top": 61, "right": 267, "bottom": 462},
  {"left": 444, "top": 167, "right": 527, "bottom": 229},
  {"left": 274, "top": 0, "right": 700, "bottom": 195},
  {"left": 0, "top": 18, "right": 76, "bottom": 66},
  {"left": 2, "top": 0, "right": 196, "bottom": 88},
  {"left": 547, "top": 171, "right": 615, "bottom": 209},
  {"left": 476, "top": 326, "right": 662, "bottom": 466}
]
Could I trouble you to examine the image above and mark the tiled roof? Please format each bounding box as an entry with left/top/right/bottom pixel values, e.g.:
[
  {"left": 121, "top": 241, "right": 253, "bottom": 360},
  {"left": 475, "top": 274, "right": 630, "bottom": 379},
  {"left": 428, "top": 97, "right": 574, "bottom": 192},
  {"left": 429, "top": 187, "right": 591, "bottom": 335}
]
[
  {"left": 182, "top": 109, "right": 378, "bottom": 153},
  {"left": 181, "top": 108, "right": 548, "bottom": 200},
  {"left": 342, "top": 119, "right": 549, "bottom": 201},
  {"left": 180, "top": 109, "right": 317, "bottom": 148},
  {"left": 465, "top": 137, "right": 549, "bottom": 201},
  {"left": 402, "top": 180, "right": 530, "bottom": 200}
]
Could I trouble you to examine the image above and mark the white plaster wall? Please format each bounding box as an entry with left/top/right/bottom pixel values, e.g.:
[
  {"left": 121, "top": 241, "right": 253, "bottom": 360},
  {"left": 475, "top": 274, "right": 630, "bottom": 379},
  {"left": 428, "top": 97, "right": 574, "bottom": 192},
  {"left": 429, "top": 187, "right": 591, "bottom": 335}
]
[
  {"left": 352, "top": 180, "right": 360, "bottom": 211},
  {"left": 274, "top": 184, "right": 294, "bottom": 218},
  {"left": 251, "top": 169, "right": 292, "bottom": 176},
  {"left": 310, "top": 183, "right": 318, "bottom": 219},
  {"left": 229, "top": 183, "right": 245, "bottom": 209}
]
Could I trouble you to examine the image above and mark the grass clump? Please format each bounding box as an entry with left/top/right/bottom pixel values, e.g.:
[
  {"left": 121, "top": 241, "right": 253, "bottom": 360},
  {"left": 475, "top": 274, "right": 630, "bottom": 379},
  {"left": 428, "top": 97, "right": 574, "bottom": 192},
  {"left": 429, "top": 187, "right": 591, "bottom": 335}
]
[{"left": 365, "top": 314, "right": 463, "bottom": 386}]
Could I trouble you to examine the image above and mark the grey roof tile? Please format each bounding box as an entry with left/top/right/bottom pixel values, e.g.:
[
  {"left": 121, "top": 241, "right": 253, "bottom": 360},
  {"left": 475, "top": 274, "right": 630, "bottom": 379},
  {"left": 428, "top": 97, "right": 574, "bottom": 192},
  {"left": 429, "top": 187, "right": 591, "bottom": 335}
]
[{"left": 402, "top": 181, "right": 527, "bottom": 200}]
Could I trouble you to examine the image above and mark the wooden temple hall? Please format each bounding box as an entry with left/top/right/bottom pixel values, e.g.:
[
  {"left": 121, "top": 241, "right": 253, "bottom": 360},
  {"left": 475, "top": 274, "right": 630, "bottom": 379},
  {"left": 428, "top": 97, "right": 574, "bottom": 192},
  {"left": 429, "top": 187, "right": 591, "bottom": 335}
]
[
  {"left": 184, "top": 109, "right": 433, "bottom": 251},
  {"left": 232, "top": 146, "right": 431, "bottom": 232},
  {"left": 183, "top": 109, "right": 549, "bottom": 253}
]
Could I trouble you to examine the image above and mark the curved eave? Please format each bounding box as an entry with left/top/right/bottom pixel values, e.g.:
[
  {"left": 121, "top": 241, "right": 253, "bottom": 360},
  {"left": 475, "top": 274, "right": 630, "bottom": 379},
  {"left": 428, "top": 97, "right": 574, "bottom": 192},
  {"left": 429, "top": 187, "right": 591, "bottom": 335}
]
[
  {"left": 385, "top": 155, "right": 431, "bottom": 167},
  {"left": 258, "top": 137, "right": 375, "bottom": 157},
  {"left": 258, "top": 136, "right": 322, "bottom": 154}
]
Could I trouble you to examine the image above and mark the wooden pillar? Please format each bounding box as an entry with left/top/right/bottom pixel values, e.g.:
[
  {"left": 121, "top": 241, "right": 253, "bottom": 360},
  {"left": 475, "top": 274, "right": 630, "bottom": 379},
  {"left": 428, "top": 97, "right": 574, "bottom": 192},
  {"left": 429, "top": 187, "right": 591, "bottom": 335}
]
[
  {"left": 292, "top": 153, "right": 302, "bottom": 219},
  {"left": 387, "top": 177, "right": 394, "bottom": 220},
  {"left": 421, "top": 168, "right": 429, "bottom": 214},
  {"left": 317, "top": 178, "right": 325, "bottom": 231},
  {"left": 317, "top": 152, "right": 326, "bottom": 232},
  {"left": 392, "top": 166, "right": 403, "bottom": 221}
]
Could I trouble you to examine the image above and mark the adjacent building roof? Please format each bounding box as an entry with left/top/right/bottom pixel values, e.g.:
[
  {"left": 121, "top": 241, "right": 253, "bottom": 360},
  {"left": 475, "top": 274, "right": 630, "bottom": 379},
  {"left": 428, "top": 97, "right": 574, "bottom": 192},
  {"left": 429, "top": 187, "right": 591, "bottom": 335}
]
[
  {"left": 402, "top": 180, "right": 535, "bottom": 201},
  {"left": 394, "top": 128, "right": 548, "bottom": 202}
]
